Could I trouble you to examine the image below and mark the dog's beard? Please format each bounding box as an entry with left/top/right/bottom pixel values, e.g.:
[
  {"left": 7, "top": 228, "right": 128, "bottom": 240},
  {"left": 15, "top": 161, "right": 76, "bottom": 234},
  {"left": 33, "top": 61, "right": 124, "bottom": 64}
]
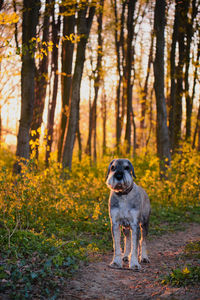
[{"left": 106, "top": 172, "right": 133, "bottom": 193}]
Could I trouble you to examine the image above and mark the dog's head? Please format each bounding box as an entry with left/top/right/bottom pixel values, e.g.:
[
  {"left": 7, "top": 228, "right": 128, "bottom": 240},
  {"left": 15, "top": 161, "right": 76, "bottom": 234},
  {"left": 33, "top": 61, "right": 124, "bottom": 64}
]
[{"left": 106, "top": 159, "right": 136, "bottom": 193}]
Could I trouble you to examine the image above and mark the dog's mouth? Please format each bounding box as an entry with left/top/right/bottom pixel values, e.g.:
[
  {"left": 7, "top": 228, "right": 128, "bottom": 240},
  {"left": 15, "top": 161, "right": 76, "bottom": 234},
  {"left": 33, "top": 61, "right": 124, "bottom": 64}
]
[
  {"left": 114, "top": 181, "right": 128, "bottom": 192},
  {"left": 115, "top": 182, "right": 123, "bottom": 189}
]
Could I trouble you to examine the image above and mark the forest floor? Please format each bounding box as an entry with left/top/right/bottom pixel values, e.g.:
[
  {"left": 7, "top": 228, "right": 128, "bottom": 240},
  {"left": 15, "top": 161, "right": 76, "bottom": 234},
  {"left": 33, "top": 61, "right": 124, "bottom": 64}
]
[{"left": 61, "top": 223, "right": 200, "bottom": 300}]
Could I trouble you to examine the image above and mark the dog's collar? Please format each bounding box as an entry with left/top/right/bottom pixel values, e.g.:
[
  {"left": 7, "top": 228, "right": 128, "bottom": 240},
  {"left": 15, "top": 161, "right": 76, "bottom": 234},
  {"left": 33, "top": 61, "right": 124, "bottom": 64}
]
[{"left": 114, "top": 183, "right": 134, "bottom": 196}]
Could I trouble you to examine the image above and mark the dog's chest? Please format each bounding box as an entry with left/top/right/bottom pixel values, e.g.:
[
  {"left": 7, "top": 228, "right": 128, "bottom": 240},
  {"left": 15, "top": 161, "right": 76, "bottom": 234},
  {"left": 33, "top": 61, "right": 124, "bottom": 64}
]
[{"left": 110, "top": 195, "right": 138, "bottom": 226}]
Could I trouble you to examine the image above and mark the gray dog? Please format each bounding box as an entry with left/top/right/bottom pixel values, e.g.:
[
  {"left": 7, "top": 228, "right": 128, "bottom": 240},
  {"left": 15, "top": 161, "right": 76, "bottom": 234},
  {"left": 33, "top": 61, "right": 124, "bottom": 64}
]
[{"left": 106, "top": 158, "right": 151, "bottom": 270}]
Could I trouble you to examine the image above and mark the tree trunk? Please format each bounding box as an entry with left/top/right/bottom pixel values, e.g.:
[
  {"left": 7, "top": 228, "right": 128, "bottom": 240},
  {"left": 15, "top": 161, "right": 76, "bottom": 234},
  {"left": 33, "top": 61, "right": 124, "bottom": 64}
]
[
  {"left": 124, "top": 0, "right": 136, "bottom": 153},
  {"left": 112, "top": 0, "right": 126, "bottom": 152},
  {"left": 153, "top": 0, "right": 171, "bottom": 175},
  {"left": 172, "top": 0, "right": 190, "bottom": 151},
  {"left": 169, "top": 0, "right": 179, "bottom": 147},
  {"left": 185, "top": 0, "right": 198, "bottom": 140},
  {"left": 140, "top": 31, "right": 154, "bottom": 130},
  {"left": 0, "top": 0, "right": 4, "bottom": 10},
  {"left": 62, "top": 3, "right": 95, "bottom": 170},
  {"left": 77, "top": 101, "right": 82, "bottom": 162},
  {"left": 57, "top": 9, "right": 75, "bottom": 162},
  {"left": 0, "top": 105, "right": 1, "bottom": 145},
  {"left": 93, "top": 0, "right": 104, "bottom": 163},
  {"left": 131, "top": 105, "right": 136, "bottom": 156},
  {"left": 85, "top": 75, "right": 93, "bottom": 157},
  {"left": 192, "top": 100, "right": 200, "bottom": 149},
  {"left": 45, "top": 6, "right": 61, "bottom": 166},
  {"left": 101, "top": 89, "right": 107, "bottom": 156},
  {"left": 14, "top": 0, "right": 40, "bottom": 174},
  {"left": 30, "top": 0, "right": 50, "bottom": 160}
]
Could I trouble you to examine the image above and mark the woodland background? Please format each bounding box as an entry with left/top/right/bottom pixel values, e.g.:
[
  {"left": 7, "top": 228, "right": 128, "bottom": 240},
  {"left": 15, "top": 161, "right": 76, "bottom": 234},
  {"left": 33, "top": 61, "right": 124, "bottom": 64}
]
[
  {"left": 0, "top": 0, "right": 200, "bottom": 299},
  {"left": 0, "top": 0, "right": 199, "bottom": 170}
]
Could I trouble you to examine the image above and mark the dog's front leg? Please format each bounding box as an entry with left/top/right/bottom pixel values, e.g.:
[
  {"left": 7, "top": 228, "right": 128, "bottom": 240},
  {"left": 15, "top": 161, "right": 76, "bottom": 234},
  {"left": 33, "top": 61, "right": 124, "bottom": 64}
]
[
  {"left": 123, "top": 228, "right": 131, "bottom": 262},
  {"left": 110, "top": 223, "right": 122, "bottom": 268},
  {"left": 129, "top": 223, "right": 141, "bottom": 270}
]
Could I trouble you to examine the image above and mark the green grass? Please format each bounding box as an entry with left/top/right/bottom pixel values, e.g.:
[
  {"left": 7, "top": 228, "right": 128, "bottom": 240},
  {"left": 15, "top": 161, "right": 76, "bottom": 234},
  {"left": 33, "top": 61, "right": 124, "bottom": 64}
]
[{"left": 0, "top": 143, "right": 199, "bottom": 298}]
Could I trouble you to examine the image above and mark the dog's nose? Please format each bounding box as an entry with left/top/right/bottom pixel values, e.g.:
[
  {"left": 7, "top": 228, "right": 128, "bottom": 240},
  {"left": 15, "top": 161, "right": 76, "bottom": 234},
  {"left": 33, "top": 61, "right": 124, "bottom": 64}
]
[{"left": 115, "top": 172, "right": 123, "bottom": 180}]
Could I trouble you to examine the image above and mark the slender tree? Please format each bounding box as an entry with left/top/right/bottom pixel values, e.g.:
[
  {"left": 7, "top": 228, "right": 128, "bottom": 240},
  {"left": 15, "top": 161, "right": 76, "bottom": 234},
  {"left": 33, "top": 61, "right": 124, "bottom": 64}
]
[
  {"left": 153, "top": 0, "right": 171, "bottom": 175},
  {"left": 93, "top": 0, "right": 104, "bottom": 162},
  {"left": 45, "top": 4, "right": 61, "bottom": 165},
  {"left": 172, "top": 0, "right": 190, "bottom": 151},
  {"left": 14, "top": 0, "right": 40, "bottom": 173},
  {"left": 124, "top": 0, "right": 137, "bottom": 153},
  {"left": 57, "top": 3, "right": 75, "bottom": 162},
  {"left": 62, "top": 1, "right": 96, "bottom": 170},
  {"left": 169, "top": 0, "right": 179, "bottom": 146},
  {"left": 111, "top": 0, "right": 126, "bottom": 152},
  {"left": 85, "top": 0, "right": 104, "bottom": 162},
  {"left": 30, "top": 0, "right": 51, "bottom": 159},
  {"left": 101, "top": 88, "right": 107, "bottom": 155},
  {"left": 85, "top": 51, "right": 94, "bottom": 158},
  {"left": 140, "top": 32, "right": 154, "bottom": 131},
  {"left": 185, "top": 0, "right": 198, "bottom": 140}
]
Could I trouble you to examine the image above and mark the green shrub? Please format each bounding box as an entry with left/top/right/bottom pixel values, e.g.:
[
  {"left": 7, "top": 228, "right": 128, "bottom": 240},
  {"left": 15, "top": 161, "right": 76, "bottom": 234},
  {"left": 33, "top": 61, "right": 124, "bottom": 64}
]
[{"left": 0, "top": 142, "right": 199, "bottom": 298}]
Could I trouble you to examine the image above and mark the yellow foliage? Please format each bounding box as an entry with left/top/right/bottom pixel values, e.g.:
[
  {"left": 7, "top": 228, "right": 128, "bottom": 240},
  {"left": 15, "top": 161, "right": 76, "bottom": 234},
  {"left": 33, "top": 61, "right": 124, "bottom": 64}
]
[{"left": 0, "top": 12, "right": 19, "bottom": 24}]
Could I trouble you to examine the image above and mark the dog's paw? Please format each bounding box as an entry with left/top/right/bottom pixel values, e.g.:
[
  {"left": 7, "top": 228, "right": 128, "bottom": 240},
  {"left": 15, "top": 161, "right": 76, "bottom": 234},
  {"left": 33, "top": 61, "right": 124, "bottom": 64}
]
[
  {"left": 140, "top": 257, "right": 150, "bottom": 263},
  {"left": 109, "top": 262, "right": 122, "bottom": 269},
  {"left": 129, "top": 261, "right": 141, "bottom": 271},
  {"left": 122, "top": 256, "right": 129, "bottom": 263}
]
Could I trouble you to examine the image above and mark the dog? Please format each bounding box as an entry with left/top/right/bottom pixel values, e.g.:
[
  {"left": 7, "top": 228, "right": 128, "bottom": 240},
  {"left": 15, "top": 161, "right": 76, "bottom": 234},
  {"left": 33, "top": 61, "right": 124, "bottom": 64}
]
[{"left": 106, "top": 158, "right": 151, "bottom": 270}]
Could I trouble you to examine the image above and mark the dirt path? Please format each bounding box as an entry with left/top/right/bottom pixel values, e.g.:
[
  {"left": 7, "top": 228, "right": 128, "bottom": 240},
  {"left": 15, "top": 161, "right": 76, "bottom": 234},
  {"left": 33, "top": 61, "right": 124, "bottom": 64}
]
[{"left": 61, "top": 223, "right": 200, "bottom": 300}]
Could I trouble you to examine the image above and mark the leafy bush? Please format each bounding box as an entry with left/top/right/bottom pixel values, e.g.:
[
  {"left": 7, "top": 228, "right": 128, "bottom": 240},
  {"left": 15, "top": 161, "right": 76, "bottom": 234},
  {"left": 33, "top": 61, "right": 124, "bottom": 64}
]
[
  {"left": 162, "top": 266, "right": 200, "bottom": 287},
  {"left": 0, "top": 142, "right": 199, "bottom": 298}
]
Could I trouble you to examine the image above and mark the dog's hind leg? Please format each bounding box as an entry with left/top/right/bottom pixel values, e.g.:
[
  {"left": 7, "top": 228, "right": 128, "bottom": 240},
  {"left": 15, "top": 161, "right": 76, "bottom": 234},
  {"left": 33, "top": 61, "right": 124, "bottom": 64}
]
[
  {"left": 139, "top": 221, "right": 150, "bottom": 263},
  {"left": 122, "top": 228, "right": 131, "bottom": 262}
]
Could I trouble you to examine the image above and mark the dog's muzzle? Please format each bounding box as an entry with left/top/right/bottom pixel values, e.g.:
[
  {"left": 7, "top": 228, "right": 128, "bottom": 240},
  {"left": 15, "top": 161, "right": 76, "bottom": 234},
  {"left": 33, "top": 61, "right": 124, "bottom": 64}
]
[{"left": 114, "top": 171, "right": 123, "bottom": 181}]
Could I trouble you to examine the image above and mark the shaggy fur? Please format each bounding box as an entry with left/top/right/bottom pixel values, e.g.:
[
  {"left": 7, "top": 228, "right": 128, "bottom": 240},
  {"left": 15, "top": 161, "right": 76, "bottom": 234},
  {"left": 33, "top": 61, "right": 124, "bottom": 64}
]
[{"left": 106, "top": 159, "right": 151, "bottom": 270}]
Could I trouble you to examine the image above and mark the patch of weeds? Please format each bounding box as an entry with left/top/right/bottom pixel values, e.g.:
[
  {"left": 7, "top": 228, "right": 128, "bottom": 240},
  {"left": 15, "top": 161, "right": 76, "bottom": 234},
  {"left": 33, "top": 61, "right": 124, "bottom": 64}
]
[
  {"left": 0, "top": 229, "right": 87, "bottom": 299},
  {"left": 162, "top": 266, "right": 200, "bottom": 287},
  {"left": 162, "top": 240, "right": 200, "bottom": 287},
  {"left": 184, "top": 241, "right": 200, "bottom": 259}
]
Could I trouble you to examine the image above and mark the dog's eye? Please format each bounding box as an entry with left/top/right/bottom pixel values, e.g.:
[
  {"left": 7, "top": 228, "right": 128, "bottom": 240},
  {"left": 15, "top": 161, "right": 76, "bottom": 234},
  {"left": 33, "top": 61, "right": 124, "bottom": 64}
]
[
  {"left": 111, "top": 165, "right": 115, "bottom": 171},
  {"left": 125, "top": 166, "right": 129, "bottom": 171}
]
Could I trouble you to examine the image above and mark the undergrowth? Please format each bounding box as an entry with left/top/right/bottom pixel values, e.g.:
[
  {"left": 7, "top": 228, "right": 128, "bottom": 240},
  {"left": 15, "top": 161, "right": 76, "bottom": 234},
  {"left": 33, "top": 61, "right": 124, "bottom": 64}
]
[
  {"left": 162, "top": 240, "right": 200, "bottom": 287},
  {"left": 0, "top": 143, "right": 199, "bottom": 298}
]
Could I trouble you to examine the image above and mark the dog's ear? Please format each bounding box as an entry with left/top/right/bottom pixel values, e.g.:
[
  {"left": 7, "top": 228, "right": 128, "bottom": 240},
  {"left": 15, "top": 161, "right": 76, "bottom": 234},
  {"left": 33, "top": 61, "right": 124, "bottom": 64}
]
[
  {"left": 128, "top": 161, "right": 136, "bottom": 179},
  {"left": 106, "top": 159, "right": 116, "bottom": 180}
]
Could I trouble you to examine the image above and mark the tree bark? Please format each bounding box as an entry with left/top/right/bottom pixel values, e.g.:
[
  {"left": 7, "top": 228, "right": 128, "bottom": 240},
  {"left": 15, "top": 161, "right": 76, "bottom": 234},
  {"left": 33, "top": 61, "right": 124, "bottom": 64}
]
[
  {"left": 172, "top": 0, "right": 190, "bottom": 151},
  {"left": 185, "top": 0, "right": 198, "bottom": 140},
  {"left": 192, "top": 100, "right": 200, "bottom": 149},
  {"left": 169, "top": 0, "right": 179, "bottom": 147},
  {"left": 0, "top": 0, "right": 4, "bottom": 10},
  {"left": 124, "top": 0, "right": 136, "bottom": 153},
  {"left": 101, "top": 89, "right": 107, "bottom": 156},
  {"left": 45, "top": 6, "right": 61, "bottom": 166},
  {"left": 57, "top": 7, "right": 75, "bottom": 162},
  {"left": 30, "top": 0, "right": 50, "bottom": 159},
  {"left": 85, "top": 73, "right": 93, "bottom": 157},
  {"left": 14, "top": 0, "right": 40, "bottom": 174},
  {"left": 62, "top": 3, "right": 95, "bottom": 170},
  {"left": 93, "top": 0, "right": 104, "bottom": 163},
  {"left": 140, "top": 31, "right": 154, "bottom": 131},
  {"left": 111, "top": 0, "right": 126, "bottom": 152},
  {"left": 153, "top": 0, "right": 171, "bottom": 175}
]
